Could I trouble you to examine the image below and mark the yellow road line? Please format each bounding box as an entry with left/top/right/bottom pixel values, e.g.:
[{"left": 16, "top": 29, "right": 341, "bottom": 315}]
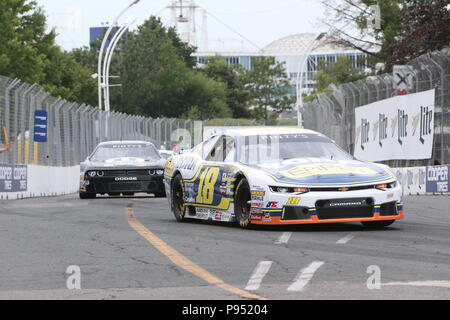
[{"left": 125, "top": 202, "right": 268, "bottom": 301}]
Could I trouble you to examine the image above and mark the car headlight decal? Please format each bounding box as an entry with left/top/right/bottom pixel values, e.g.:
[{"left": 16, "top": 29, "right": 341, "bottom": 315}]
[
  {"left": 269, "top": 186, "right": 309, "bottom": 194},
  {"left": 375, "top": 181, "right": 396, "bottom": 190}
]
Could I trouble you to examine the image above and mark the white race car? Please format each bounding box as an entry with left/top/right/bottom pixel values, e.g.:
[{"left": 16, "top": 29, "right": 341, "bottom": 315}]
[{"left": 164, "top": 128, "right": 403, "bottom": 228}]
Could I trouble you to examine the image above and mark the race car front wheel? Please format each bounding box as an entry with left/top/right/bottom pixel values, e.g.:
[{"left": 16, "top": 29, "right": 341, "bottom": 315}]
[
  {"left": 171, "top": 174, "right": 186, "bottom": 222},
  {"left": 234, "top": 178, "right": 251, "bottom": 228},
  {"left": 361, "top": 220, "right": 395, "bottom": 228}
]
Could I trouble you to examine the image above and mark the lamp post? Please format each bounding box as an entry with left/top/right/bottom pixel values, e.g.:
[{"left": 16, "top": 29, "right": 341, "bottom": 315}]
[
  {"left": 296, "top": 32, "right": 326, "bottom": 128},
  {"left": 104, "top": 16, "right": 137, "bottom": 112},
  {"left": 97, "top": 0, "right": 140, "bottom": 110}
]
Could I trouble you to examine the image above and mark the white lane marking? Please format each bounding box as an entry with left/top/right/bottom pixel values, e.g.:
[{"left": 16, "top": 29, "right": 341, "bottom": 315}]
[
  {"left": 275, "top": 232, "right": 292, "bottom": 245},
  {"left": 287, "top": 261, "right": 324, "bottom": 292},
  {"left": 245, "top": 261, "right": 273, "bottom": 291},
  {"left": 336, "top": 233, "right": 357, "bottom": 244},
  {"left": 383, "top": 281, "right": 450, "bottom": 288}
]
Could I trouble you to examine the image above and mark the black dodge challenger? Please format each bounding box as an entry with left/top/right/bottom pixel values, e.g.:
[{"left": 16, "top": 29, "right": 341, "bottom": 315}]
[{"left": 79, "top": 141, "right": 167, "bottom": 199}]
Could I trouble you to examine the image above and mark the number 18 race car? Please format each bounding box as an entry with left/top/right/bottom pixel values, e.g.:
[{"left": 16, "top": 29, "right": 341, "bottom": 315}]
[
  {"left": 79, "top": 141, "right": 166, "bottom": 199},
  {"left": 164, "top": 128, "right": 404, "bottom": 228}
]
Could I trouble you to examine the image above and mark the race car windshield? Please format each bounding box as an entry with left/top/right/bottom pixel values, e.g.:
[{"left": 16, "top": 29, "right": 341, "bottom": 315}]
[
  {"left": 238, "top": 134, "right": 354, "bottom": 164},
  {"left": 90, "top": 144, "right": 161, "bottom": 161}
]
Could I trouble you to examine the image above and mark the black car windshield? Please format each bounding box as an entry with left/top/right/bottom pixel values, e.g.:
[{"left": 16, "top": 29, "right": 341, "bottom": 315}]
[
  {"left": 90, "top": 143, "right": 161, "bottom": 161},
  {"left": 238, "top": 133, "right": 354, "bottom": 164}
]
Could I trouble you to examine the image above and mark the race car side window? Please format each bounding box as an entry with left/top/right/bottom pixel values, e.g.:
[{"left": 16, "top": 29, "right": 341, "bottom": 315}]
[
  {"left": 206, "top": 135, "right": 235, "bottom": 162},
  {"left": 198, "top": 135, "right": 220, "bottom": 160}
]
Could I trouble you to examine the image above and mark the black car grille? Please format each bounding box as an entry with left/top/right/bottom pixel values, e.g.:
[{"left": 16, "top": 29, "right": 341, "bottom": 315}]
[
  {"left": 103, "top": 169, "right": 148, "bottom": 176},
  {"left": 315, "top": 198, "right": 374, "bottom": 220},
  {"left": 109, "top": 182, "right": 143, "bottom": 192}
]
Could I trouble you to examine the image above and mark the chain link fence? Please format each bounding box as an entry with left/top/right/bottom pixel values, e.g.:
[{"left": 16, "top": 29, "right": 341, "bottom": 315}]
[
  {"left": 303, "top": 48, "right": 450, "bottom": 167},
  {"left": 0, "top": 76, "right": 203, "bottom": 167}
]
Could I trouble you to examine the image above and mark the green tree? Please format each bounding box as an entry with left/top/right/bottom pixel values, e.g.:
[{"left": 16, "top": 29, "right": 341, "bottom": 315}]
[
  {"left": 246, "top": 57, "right": 294, "bottom": 123},
  {"left": 0, "top": 0, "right": 49, "bottom": 83},
  {"left": 305, "top": 56, "right": 365, "bottom": 102},
  {"left": 0, "top": 0, "right": 97, "bottom": 105},
  {"left": 389, "top": 0, "right": 450, "bottom": 65},
  {"left": 322, "top": 0, "right": 408, "bottom": 67},
  {"left": 118, "top": 17, "right": 230, "bottom": 119},
  {"left": 201, "top": 56, "right": 252, "bottom": 118}
]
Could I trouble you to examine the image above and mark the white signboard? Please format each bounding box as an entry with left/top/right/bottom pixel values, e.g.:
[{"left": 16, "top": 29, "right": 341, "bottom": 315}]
[{"left": 354, "top": 89, "right": 435, "bottom": 161}]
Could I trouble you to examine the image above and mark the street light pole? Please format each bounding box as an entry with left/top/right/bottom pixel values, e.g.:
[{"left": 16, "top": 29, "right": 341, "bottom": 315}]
[
  {"left": 104, "top": 17, "right": 136, "bottom": 112},
  {"left": 296, "top": 32, "right": 326, "bottom": 128},
  {"left": 97, "top": 0, "right": 140, "bottom": 110}
]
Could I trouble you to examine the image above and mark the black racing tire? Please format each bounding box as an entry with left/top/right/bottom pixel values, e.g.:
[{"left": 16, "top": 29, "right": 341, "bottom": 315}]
[
  {"left": 234, "top": 177, "right": 252, "bottom": 228},
  {"left": 171, "top": 174, "right": 186, "bottom": 222},
  {"left": 361, "top": 220, "right": 395, "bottom": 228},
  {"left": 79, "top": 192, "right": 96, "bottom": 199}
]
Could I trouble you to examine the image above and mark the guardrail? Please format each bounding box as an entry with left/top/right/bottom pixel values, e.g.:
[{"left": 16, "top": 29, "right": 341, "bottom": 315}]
[
  {"left": 0, "top": 75, "right": 203, "bottom": 168},
  {"left": 303, "top": 48, "right": 450, "bottom": 168}
]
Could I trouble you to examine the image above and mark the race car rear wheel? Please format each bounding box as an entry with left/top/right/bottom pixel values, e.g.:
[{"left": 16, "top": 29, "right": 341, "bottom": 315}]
[
  {"left": 234, "top": 178, "right": 251, "bottom": 228},
  {"left": 171, "top": 174, "right": 186, "bottom": 222},
  {"left": 361, "top": 220, "right": 395, "bottom": 228}
]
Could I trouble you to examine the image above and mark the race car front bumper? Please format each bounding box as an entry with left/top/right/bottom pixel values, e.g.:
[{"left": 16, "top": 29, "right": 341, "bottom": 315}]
[
  {"left": 80, "top": 170, "right": 165, "bottom": 195},
  {"left": 249, "top": 184, "right": 404, "bottom": 225}
]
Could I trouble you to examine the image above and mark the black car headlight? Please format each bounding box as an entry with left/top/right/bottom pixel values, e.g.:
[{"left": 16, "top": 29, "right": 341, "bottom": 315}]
[
  {"left": 87, "top": 171, "right": 96, "bottom": 177},
  {"left": 269, "top": 186, "right": 309, "bottom": 194}
]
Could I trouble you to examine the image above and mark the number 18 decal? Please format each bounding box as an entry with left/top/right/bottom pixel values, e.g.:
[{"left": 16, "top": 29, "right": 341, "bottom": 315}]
[{"left": 196, "top": 167, "right": 220, "bottom": 204}]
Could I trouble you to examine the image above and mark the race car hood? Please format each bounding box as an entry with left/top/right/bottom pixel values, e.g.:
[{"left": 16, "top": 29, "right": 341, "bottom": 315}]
[
  {"left": 83, "top": 157, "right": 166, "bottom": 170},
  {"left": 245, "top": 158, "right": 395, "bottom": 186}
]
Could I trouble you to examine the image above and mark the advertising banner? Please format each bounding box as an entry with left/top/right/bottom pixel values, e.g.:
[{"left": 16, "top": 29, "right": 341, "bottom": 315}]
[
  {"left": 426, "top": 165, "right": 449, "bottom": 193},
  {"left": 405, "top": 166, "right": 426, "bottom": 195},
  {"left": 0, "top": 164, "right": 28, "bottom": 192},
  {"left": 354, "top": 89, "right": 435, "bottom": 161}
]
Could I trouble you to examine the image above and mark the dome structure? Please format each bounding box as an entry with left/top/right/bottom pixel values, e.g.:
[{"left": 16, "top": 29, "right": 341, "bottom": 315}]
[{"left": 261, "top": 33, "right": 355, "bottom": 55}]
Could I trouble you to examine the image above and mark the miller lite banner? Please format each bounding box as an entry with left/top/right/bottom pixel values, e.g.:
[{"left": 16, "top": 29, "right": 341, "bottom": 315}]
[{"left": 354, "top": 89, "right": 435, "bottom": 161}]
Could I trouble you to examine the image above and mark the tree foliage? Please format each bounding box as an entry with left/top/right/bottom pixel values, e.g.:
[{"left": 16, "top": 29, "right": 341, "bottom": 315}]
[
  {"left": 305, "top": 56, "right": 365, "bottom": 101},
  {"left": 117, "top": 17, "right": 230, "bottom": 120},
  {"left": 200, "top": 56, "right": 253, "bottom": 118},
  {"left": 321, "top": 0, "right": 407, "bottom": 66},
  {"left": 0, "top": 0, "right": 97, "bottom": 104},
  {"left": 322, "top": 0, "right": 450, "bottom": 68},
  {"left": 246, "top": 57, "right": 294, "bottom": 123},
  {"left": 389, "top": 0, "right": 450, "bottom": 65}
]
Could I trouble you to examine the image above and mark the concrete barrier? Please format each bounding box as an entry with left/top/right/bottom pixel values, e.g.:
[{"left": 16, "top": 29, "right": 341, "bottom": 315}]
[
  {"left": 1, "top": 163, "right": 448, "bottom": 200},
  {"left": 394, "top": 165, "right": 449, "bottom": 196},
  {"left": 0, "top": 164, "right": 79, "bottom": 200}
]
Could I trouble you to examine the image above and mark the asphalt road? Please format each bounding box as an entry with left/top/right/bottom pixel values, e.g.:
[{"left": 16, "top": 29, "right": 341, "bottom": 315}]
[{"left": 0, "top": 194, "right": 449, "bottom": 300}]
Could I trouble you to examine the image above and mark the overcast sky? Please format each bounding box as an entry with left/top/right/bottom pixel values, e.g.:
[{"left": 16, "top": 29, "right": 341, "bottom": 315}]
[{"left": 35, "top": 0, "right": 328, "bottom": 51}]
